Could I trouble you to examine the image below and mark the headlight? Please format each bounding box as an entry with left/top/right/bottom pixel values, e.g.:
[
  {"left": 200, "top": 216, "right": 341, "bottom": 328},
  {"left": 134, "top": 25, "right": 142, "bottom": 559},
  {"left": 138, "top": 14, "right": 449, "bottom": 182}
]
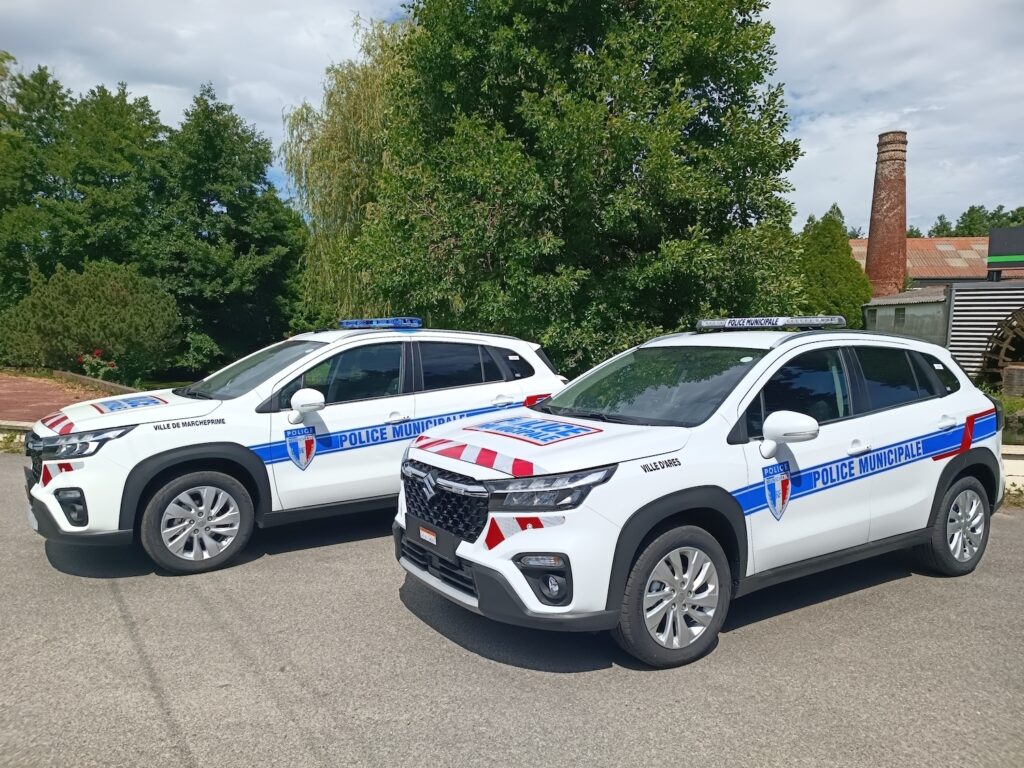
[
  {"left": 485, "top": 465, "right": 616, "bottom": 512},
  {"left": 43, "top": 426, "right": 136, "bottom": 459}
]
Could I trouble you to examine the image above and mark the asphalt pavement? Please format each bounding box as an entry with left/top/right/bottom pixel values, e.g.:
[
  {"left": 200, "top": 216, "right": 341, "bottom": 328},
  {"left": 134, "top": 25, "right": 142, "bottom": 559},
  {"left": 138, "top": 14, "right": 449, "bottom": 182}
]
[{"left": 1, "top": 452, "right": 1022, "bottom": 768}]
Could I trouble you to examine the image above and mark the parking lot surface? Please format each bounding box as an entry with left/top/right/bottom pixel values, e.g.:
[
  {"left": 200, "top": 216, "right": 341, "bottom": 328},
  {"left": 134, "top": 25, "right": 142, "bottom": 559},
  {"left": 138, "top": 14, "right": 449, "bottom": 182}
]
[{"left": 1, "top": 452, "right": 1022, "bottom": 768}]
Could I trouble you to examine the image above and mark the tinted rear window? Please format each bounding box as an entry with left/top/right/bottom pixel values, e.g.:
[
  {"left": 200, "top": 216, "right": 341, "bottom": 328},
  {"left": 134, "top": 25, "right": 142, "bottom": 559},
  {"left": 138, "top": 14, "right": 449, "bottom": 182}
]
[
  {"left": 855, "top": 346, "right": 928, "bottom": 410},
  {"left": 491, "top": 346, "right": 535, "bottom": 379},
  {"left": 420, "top": 343, "right": 497, "bottom": 390}
]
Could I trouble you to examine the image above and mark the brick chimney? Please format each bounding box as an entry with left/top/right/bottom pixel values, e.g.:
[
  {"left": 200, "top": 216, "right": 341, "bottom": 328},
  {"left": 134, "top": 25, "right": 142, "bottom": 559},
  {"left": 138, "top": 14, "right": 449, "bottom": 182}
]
[{"left": 864, "top": 131, "right": 908, "bottom": 297}]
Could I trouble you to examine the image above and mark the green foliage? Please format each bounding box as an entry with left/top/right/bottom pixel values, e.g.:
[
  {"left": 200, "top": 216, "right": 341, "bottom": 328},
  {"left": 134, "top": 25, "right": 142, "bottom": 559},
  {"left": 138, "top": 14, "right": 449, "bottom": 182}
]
[
  {"left": 799, "top": 204, "right": 872, "bottom": 329},
  {"left": 289, "top": 2, "right": 807, "bottom": 373},
  {"left": 0, "top": 261, "right": 182, "bottom": 382},
  {"left": 0, "top": 57, "right": 305, "bottom": 371},
  {"left": 845, "top": 225, "right": 864, "bottom": 238},
  {"left": 906, "top": 224, "right": 923, "bottom": 238},
  {"left": 928, "top": 205, "right": 1024, "bottom": 237}
]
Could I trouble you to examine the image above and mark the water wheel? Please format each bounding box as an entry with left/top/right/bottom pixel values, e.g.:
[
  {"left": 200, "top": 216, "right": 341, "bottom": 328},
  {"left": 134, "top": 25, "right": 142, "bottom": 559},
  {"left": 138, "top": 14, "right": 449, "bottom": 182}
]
[{"left": 981, "top": 308, "right": 1024, "bottom": 381}]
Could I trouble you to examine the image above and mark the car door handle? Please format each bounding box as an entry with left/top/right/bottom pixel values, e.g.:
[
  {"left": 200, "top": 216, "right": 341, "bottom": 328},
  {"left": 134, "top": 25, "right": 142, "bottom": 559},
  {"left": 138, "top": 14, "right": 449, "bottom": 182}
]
[
  {"left": 492, "top": 395, "right": 514, "bottom": 407},
  {"left": 937, "top": 415, "right": 957, "bottom": 431},
  {"left": 847, "top": 439, "right": 871, "bottom": 457},
  {"left": 385, "top": 412, "right": 411, "bottom": 424}
]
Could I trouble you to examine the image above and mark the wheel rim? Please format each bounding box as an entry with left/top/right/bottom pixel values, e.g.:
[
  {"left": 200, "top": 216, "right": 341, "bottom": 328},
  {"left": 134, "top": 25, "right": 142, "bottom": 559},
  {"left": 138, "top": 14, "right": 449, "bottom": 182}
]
[
  {"left": 946, "top": 489, "right": 985, "bottom": 563},
  {"left": 160, "top": 486, "right": 241, "bottom": 561},
  {"left": 643, "top": 546, "right": 720, "bottom": 649}
]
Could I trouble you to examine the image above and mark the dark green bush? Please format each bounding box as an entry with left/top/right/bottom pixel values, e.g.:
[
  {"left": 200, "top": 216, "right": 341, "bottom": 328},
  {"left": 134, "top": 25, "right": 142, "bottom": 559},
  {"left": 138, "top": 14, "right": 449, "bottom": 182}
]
[
  {"left": 799, "top": 204, "right": 873, "bottom": 329},
  {"left": 0, "top": 261, "right": 182, "bottom": 383}
]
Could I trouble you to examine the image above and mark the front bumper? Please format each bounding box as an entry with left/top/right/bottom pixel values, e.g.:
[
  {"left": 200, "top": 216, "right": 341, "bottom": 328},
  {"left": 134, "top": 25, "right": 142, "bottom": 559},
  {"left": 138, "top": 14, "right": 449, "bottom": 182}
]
[
  {"left": 393, "top": 521, "right": 618, "bottom": 632},
  {"left": 24, "top": 466, "right": 132, "bottom": 546}
]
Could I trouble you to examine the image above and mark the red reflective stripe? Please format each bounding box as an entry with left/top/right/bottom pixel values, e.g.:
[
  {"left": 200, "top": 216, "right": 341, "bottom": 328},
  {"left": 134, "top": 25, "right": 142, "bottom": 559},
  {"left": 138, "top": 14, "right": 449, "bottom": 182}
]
[
  {"left": 484, "top": 518, "right": 505, "bottom": 550},
  {"left": 932, "top": 408, "right": 997, "bottom": 462},
  {"left": 510, "top": 459, "right": 534, "bottom": 477},
  {"left": 58, "top": 462, "right": 73, "bottom": 472},
  {"left": 152, "top": 395, "right": 168, "bottom": 404},
  {"left": 58, "top": 420, "right": 75, "bottom": 435},
  {"left": 475, "top": 448, "right": 498, "bottom": 469},
  {"left": 436, "top": 443, "right": 468, "bottom": 460},
  {"left": 41, "top": 465, "right": 53, "bottom": 486},
  {"left": 46, "top": 415, "right": 67, "bottom": 428},
  {"left": 418, "top": 438, "right": 451, "bottom": 451},
  {"left": 522, "top": 393, "right": 551, "bottom": 408},
  {"left": 91, "top": 403, "right": 106, "bottom": 413}
]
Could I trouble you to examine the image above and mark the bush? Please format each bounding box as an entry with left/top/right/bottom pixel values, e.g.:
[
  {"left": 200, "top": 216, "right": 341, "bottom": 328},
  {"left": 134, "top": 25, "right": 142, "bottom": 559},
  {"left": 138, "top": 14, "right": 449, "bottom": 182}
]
[
  {"left": 799, "top": 204, "right": 873, "bottom": 329},
  {"left": 0, "top": 261, "right": 182, "bottom": 383}
]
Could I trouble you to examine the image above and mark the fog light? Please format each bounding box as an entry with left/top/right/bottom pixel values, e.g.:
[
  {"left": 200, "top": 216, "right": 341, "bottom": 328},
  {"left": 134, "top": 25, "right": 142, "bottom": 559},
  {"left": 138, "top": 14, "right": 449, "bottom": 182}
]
[
  {"left": 539, "top": 573, "right": 566, "bottom": 601},
  {"left": 519, "top": 554, "right": 564, "bottom": 568},
  {"left": 55, "top": 488, "right": 88, "bottom": 527}
]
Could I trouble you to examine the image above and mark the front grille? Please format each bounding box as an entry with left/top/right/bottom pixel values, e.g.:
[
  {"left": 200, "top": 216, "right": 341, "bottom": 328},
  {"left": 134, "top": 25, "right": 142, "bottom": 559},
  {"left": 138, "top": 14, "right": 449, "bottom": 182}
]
[
  {"left": 403, "top": 460, "right": 490, "bottom": 542},
  {"left": 25, "top": 432, "right": 42, "bottom": 481},
  {"left": 401, "top": 536, "right": 477, "bottom": 597}
]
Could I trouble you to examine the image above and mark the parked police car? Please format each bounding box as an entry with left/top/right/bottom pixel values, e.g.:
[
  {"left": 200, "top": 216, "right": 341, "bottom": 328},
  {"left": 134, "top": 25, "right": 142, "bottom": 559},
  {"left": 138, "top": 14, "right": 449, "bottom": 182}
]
[
  {"left": 25, "top": 318, "right": 565, "bottom": 574},
  {"left": 395, "top": 317, "right": 1004, "bottom": 667}
]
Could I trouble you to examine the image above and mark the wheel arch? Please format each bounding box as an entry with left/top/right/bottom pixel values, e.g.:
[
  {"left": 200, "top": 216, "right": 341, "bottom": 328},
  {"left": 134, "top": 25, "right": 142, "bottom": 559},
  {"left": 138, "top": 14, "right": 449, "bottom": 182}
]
[
  {"left": 118, "top": 443, "right": 273, "bottom": 533},
  {"left": 927, "top": 446, "right": 1001, "bottom": 527},
  {"left": 604, "top": 486, "right": 747, "bottom": 613}
]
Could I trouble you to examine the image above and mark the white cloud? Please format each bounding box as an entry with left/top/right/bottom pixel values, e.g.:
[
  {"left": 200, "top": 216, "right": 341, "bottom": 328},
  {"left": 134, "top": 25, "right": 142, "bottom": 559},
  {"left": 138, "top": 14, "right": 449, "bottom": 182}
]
[
  {"left": 2, "top": 0, "right": 1021, "bottom": 231},
  {"left": 766, "top": 0, "right": 1024, "bottom": 231}
]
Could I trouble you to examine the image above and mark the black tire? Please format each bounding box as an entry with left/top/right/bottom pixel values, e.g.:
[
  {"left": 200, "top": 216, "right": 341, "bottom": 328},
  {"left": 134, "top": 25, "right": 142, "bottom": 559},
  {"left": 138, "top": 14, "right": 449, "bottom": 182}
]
[
  {"left": 613, "top": 525, "right": 732, "bottom": 668},
  {"left": 919, "top": 475, "right": 990, "bottom": 576},
  {"left": 139, "top": 471, "right": 254, "bottom": 574}
]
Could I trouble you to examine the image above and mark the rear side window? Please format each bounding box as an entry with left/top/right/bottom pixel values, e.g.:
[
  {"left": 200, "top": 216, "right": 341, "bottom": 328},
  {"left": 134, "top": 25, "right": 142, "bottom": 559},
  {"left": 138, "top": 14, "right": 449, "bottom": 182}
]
[
  {"left": 420, "top": 343, "right": 500, "bottom": 390},
  {"left": 855, "top": 347, "right": 928, "bottom": 410},
  {"left": 746, "top": 348, "right": 850, "bottom": 437},
  {"left": 491, "top": 346, "right": 536, "bottom": 379},
  {"left": 919, "top": 353, "right": 961, "bottom": 395}
]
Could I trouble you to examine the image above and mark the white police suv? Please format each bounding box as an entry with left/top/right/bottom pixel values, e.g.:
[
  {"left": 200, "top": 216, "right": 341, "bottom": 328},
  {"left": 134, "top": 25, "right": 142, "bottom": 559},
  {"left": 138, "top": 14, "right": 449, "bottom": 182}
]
[
  {"left": 24, "top": 318, "right": 565, "bottom": 574},
  {"left": 394, "top": 317, "right": 1004, "bottom": 667}
]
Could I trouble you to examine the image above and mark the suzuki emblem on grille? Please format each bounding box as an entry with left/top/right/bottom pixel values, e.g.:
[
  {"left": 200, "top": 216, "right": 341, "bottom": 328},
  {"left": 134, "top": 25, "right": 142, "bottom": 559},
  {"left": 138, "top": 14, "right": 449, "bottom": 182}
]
[{"left": 422, "top": 469, "right": 439, "bottom": 502}]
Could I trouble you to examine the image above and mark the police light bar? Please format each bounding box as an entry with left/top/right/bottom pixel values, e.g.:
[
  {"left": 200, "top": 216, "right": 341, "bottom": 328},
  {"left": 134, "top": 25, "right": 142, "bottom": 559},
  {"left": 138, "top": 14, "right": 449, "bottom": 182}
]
[
  {"left": 696, "top": 316, "right": 846, "bottom": 331},
  {"left": 338, "top": 317, "right": 423, "bottom": 330}
]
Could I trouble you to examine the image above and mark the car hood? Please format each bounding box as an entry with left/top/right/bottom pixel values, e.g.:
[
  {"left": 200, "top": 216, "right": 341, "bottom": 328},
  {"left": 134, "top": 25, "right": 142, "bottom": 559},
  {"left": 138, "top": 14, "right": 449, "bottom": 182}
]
[
  {"left": 410, "top": 408, "right": 690, "bottom": 476},
  {"left": 33, "top": 389, "right": 222, "bottom": 436}
]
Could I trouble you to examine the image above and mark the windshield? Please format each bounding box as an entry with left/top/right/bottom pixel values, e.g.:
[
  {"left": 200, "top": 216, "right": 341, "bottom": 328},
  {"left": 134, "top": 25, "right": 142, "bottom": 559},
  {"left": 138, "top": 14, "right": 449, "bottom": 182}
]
[
  {"left": 534, "top": 346, "right": 764, "bottom": 427},
  {"left": 176, "top": 339, "right": 327, "bottom": 400}
]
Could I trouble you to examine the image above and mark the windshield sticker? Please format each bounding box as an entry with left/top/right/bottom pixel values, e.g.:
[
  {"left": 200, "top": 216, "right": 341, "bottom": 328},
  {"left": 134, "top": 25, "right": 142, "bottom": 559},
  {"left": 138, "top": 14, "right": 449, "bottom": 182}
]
[
  {"left": 91, "top": 395, "right": 168, "bottom": 414},
  {"left": 153, "top": 418, "right": 226, "bottom": 432},
  {"left": 465, "top": 416, "right": 601, "bottom": 446},
  {"left": 285, "top": 426, "right": 317, "bottom": 470}
]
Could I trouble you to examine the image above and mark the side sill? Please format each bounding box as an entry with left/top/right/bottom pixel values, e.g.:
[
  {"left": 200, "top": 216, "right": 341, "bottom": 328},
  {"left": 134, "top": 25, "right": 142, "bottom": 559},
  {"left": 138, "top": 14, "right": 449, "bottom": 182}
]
[
  {"left": 257, "top": 495, "right": 398, "bottom": 528},
  {"left": 735, "top": 529, "right": 930, "bottom": 598}
]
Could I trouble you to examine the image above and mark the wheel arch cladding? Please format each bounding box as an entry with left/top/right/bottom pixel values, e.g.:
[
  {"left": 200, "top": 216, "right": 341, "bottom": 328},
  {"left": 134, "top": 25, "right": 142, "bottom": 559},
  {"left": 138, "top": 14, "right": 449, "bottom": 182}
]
[
  {"left": 928, "top": 447, "right": 1000, "bottom": 527},
  {"left": 119, "top": 443, "right": 272, "bottom": 531},
  {"left": 605, "top": 486, "right": 747, "bottom": 613}
]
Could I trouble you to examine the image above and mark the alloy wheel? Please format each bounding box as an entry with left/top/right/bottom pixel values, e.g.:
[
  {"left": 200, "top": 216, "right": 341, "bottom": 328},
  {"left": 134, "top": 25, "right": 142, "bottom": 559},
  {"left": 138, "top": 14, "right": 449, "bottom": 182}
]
[
  {"left": 643, "top": 546, "right": 720, "bottom": 649},
  {"left": 946, "top": 489, "right": 985, "bottom": 563},
  {"left": 160, "top": 486, "right": 241, "bottom": 561}
]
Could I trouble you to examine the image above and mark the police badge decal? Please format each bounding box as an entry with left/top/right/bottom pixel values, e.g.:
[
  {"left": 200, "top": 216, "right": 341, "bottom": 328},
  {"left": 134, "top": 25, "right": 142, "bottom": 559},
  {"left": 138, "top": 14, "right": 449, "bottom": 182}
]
[
  {"left": 762, "top": 461, "right": 792, "bottom": 521},
  {"left": 285, "top": 426, "right": 318, "bottom": 470}
]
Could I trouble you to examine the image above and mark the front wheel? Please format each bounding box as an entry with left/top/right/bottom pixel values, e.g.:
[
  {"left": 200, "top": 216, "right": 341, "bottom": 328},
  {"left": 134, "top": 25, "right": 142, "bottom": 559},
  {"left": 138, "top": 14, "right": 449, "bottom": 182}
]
[
  {"left": 140, "top": 471, "right": 254, "bottom": 574},
  {"left": 613, "top": 525, "right": 732, "bottom": 668}
]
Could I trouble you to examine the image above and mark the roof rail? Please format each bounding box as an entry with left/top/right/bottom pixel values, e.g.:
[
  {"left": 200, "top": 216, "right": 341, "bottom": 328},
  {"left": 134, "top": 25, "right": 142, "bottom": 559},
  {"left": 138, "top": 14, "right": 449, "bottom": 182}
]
[{"left": 696, "top": 316, "right": 846, "bottom": 331}]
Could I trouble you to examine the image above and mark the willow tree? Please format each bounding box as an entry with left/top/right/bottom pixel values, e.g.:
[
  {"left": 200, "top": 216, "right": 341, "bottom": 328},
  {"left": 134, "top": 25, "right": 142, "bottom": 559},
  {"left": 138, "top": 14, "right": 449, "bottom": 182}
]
[{"left": 281, "top": 20, "right": 408, "bottom": 326}]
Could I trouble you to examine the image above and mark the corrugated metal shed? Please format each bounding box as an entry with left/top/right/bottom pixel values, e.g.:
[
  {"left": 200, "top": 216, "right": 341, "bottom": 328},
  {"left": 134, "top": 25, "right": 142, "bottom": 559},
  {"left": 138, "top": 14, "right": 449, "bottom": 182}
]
[{"left": 948, "top": 281, "right": 1024, "bottom": 375}]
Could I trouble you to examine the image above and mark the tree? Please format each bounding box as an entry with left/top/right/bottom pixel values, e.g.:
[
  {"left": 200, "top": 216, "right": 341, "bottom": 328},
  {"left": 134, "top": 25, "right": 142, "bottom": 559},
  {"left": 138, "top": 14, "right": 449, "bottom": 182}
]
[
  {"left": 295, "top": 0, "right": 806, "bottom": 373},
  {"left": 0, "top": 261, "right": 182, "bottom": 382},
  {"left": 907, "top": 224, "right": 923, "bottom": 238},
  {"left": 281, "top": 20, "right": 407, "bottom": 327},
  {"left": 928, "top": 214, "right": 955, "bottom": 237},
  {"left": 799, "top": 205, "right": 872, "bottom": 329},
  {"left": 846, "top": 225, "right": 864, "bottom": 239}
]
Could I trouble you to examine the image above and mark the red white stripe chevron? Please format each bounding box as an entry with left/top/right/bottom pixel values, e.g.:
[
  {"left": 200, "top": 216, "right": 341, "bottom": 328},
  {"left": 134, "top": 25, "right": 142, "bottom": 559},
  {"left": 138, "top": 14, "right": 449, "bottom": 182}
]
[
  {"left": 412, "top": 435, "right": 543, "bottom": 477},
  {"left": 484, "top": 514, "right": 566, "bottom": 550},
  {"left": 40, "top": 411, "right": 76, "bottom": 435},
  {"left": 40, "top": 461, "right": 81, "bottom": 487}
]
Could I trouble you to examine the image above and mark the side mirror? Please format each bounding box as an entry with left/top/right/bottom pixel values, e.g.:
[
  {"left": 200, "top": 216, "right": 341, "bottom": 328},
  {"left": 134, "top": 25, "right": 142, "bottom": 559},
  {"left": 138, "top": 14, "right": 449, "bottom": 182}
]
[
  {"left": 759, "top": 410, "right": 819, "bottom": 459},
  {"left": 288, "top": 388, "right": 326, "bottom": 424}
]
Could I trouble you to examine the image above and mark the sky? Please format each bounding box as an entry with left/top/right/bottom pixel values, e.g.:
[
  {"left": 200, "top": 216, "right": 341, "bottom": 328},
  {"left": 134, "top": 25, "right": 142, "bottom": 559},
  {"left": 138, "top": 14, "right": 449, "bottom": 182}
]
[{"left": 2, "top": 0, "right": 1021, "bottom": 233}]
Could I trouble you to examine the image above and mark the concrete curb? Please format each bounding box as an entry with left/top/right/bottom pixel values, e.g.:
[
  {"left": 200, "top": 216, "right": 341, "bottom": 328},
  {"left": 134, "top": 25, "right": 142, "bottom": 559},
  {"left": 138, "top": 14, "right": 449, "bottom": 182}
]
[
  {"left": 52, "top": 370, "right": 137, "bottom": 395},
  {"left": 0, "top": 420, "right": 33, "bottom": 432}
]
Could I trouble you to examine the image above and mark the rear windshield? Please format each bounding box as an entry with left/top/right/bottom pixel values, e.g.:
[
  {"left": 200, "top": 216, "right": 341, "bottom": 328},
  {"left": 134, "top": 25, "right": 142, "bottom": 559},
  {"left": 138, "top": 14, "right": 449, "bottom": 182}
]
[
  {"left": 533, "top": 346, "right": 763, "bottom": 427},
  {"left": 177, "top": 339, "right": 326, "bottom": 400}
]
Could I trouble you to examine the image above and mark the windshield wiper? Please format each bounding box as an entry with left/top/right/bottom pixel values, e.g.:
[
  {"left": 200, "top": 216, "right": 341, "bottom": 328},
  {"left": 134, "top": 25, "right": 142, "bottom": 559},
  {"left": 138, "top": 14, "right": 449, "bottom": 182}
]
[
  {"left": 173, "top": 386, "right": 214, "bottom": 400},
  {"left": 546, "top": 406, "right": 650, "bottom": 425}
]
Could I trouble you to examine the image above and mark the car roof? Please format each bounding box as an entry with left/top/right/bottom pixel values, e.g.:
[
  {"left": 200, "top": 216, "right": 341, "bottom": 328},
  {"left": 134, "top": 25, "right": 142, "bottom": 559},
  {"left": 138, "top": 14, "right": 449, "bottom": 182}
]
[
  {"left": 288, "top": 327, "right": 531, "bottom": 345},
  {"left": 642, "top": 329, "right": 946, "bottom": 354}
]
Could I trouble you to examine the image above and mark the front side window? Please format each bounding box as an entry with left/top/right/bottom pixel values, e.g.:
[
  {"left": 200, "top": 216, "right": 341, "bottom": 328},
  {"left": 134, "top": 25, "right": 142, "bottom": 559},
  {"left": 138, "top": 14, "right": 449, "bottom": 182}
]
[
  {"left": 746, "top": 348, "right": 850, "bottom": 437},
  {"left": 420, "top": 343, "right": 501, "bottom": 390},
  {"left": 179, "top": 339, "right": 327, "bottom": 400},
  {"left": 281, "top": 343, "right": 403, "bottom": 407},
  {"left": 536, "top": 346, "right": 764, "bottom": 427},
  {"left": 856, "top": 346, "right": 927, "bottom": 410}
]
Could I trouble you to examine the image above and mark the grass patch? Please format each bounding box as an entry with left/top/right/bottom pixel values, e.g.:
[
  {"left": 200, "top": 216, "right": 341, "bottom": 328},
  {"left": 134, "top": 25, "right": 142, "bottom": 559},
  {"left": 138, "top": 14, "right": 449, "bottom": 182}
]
[{"left": 0, "top": 430, "right": 26, "bottom": 454}]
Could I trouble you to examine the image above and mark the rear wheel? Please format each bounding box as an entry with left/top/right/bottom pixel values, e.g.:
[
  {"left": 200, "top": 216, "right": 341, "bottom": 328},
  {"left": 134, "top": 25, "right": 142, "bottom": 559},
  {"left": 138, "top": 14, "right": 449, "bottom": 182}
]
[
  {"left": 614, "top": 525, "right": 732, "bottom": 668},
  {"left": 920, "top": 476, "right": 990, "bottom": 576},
  {"left": 140, "top": 471, "right": 254, "bottom": 574}
]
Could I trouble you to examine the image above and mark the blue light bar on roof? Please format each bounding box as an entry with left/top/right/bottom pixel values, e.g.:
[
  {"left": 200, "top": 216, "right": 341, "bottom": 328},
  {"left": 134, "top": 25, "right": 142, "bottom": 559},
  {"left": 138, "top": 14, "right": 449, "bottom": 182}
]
[
  {"left": 338, "top": 317, "right": 423, "bottom": 330},
  {"left": 696, "top": 316, "right": 846, "bottom": 331}
]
